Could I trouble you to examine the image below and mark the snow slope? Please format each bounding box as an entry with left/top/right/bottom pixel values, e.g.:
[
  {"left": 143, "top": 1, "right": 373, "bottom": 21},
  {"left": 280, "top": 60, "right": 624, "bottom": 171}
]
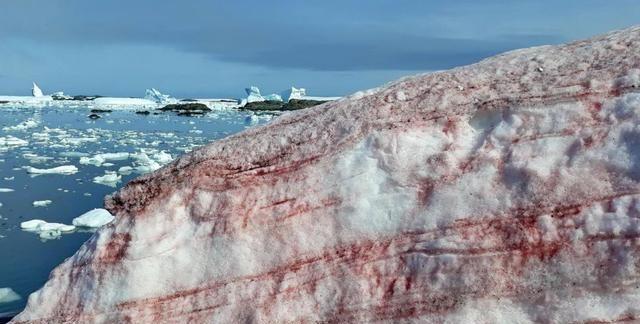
[{"left": 12, "top": 26, "right": 640, "bottom": 323}]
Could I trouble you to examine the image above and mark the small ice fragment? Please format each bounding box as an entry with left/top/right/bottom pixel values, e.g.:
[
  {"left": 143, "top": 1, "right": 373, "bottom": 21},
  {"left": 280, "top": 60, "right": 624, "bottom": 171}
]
[
  {"left": 72, "top": 208, "right": 115, "bottom": 228},
  {"left": 33, "top": 200, "right": 52, "bottom": 207},
  {"left": 0, "top": 188, "right": 14, "bottom": 193},
  {"left": 93, "top": 171, "right": 121, "bottom": 187}
]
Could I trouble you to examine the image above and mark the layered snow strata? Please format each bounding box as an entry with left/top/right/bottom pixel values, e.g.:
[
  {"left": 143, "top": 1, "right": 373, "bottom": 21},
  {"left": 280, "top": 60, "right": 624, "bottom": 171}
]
[{"left": 13, "top": 26, "right": 640, "bottom": 323}]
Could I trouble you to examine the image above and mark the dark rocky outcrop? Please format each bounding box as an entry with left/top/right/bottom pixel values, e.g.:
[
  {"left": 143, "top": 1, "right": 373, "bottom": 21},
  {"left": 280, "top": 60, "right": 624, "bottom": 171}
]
[
  {"left": 241, "top": 99, "right": 329, "bottom": 111},
  {"left": 158, "top": 103, "right": 211, "bottom": 116}
]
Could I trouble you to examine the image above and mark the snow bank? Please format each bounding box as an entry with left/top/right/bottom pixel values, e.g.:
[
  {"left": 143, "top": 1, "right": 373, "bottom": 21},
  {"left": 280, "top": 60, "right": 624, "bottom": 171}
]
[
  {"left": 72, "top": 209, "right": 115, "bottom": 228},
  {"left": 14, "top": 25, "right": 640, "bottom": 324}
]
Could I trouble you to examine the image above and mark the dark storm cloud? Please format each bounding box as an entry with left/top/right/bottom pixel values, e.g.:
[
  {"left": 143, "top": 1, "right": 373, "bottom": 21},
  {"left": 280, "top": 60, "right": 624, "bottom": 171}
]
[
  {"left": 0, "top": 0, "right": 637, "bottom": 96},
  {"left": 0, "top": 0, "right": 564, "bottom": 71}
]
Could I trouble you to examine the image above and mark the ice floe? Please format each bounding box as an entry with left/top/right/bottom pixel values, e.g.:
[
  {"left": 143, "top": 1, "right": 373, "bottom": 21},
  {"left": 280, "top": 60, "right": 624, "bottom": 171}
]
[
  {"left": 26, "top": 165, "right": 79, "bottom": 175},
  {"left": 0, "top": 287, "right": 20, "bottom": 304},
  {"left": 72, "top": 208, "right": 114, "bottom": 228},
  {"left": 93, "top": 171, "right": 121, "bottom": 187},
  {"left": 33, "top": 200, "right": 52, "bottom": 207},
  {"left": 3, "top": 119, "right": 40, "bottom": 132},
  {"left": 20, "top": 219, "right": 76, "bottom": 239}
]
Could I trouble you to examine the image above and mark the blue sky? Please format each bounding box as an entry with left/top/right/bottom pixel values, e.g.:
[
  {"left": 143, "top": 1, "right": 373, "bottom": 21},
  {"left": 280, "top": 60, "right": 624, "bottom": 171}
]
[{"left": 0, "top": 0, "right": 638, "bottom": 98}]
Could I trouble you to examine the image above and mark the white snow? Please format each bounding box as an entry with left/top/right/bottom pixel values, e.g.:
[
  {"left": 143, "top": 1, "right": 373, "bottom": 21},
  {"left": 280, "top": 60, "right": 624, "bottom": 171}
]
[
  {"left": 26, "top": 165, "right": 78, "bottom": 175},
  {"left": 0, "top": 288, "right": 20, "bottom": 304},
  {"left": 72, "top": 208, "right": 115, "bottom": 228}
]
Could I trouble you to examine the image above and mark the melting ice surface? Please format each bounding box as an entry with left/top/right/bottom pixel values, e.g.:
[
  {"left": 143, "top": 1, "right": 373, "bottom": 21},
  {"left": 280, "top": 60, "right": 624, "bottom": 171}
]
[{"left": 0, "top": 104, "right": 274, "bottom": 318}]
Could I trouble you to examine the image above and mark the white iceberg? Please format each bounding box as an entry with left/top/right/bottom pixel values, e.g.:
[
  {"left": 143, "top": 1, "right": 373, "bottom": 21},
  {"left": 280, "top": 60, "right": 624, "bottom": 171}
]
[
  {"left": 26, "top": 165, "right": 78, "bottom": 175},
  {"left": 72, "top": 208, "right": 115, "bottom": 228},
  {"left": 281, "top": 86, "right": 341, "bottom": 102},
  {"left": 32, "top": 82, "right": 44, "bottom": 97},
  {"left": 281, "top": 86, "right": 306, "bottom": 102},
  {"left": 0, "top": 188, "right": 14, "bottom": 193},
  {"left": 0, "top": 288, "right": 21, "bottom": 304},
  {"left": 145, "top": 88, "right": 176, "bottom": 104},
  {"left": 245, "top": 86, "right": 265, "bottom": 103}
]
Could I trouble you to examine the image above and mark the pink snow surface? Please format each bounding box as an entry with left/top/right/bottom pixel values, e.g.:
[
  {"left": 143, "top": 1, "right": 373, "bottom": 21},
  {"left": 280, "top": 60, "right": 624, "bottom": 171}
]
[{"left": 13, "top": 26, "right": 640, "bottom": 323}]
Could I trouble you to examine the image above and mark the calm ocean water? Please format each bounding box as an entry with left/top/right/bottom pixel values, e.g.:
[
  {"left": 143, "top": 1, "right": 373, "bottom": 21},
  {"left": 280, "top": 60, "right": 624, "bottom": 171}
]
[{"left": 0, "top": 104, "right": 273, "bottom": 319}]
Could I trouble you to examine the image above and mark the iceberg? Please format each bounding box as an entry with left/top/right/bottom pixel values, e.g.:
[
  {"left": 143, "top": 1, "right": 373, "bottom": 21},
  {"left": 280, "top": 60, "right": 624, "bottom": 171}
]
[
  {"left": 244, "top": 86, "right": 265, "bottom": 103},
  {"left": 32, "top": 82, "right": 44, "bottom": 97},
  {"left": 144, "top": 88, "right": 177, "bottom": 105},
  {"left": 13, "top": 26, "right": 640, "bottom": 324},
  {"left": 280, "top": 86, "right": 306, "bottom": 102},
  {"left": 72, "top": 208, "right": 115, "bottom": 228},
  {"left": 281, "top": 86, "right": 340, "bottom": 102},
  {"left": 263, "top": 93, "right": 283, "bottom": 102}
]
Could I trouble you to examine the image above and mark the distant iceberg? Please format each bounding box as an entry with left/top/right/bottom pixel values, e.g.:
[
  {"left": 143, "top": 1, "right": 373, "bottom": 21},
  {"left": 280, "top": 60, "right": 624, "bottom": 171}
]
[
  {"left": 245, "top": 86, "right": 265, "bottom": 103},
  {"left": 32, "top": 82, "right": 44, "bottom": 97},
  {"left": 281, "top": 86, "right": 341, "bottom": 102},
  {"left": 281, "top": 86, "right": 306, "bottom": 102},
  {"left": 144, "top": 88, "right": 177, "bottom": 104}
]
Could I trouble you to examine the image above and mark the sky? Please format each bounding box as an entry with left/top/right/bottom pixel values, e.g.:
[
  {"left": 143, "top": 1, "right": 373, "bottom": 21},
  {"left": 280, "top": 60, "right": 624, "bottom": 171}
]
[{"left": 0, "top": 0, "right": 638, "bottom": 99}]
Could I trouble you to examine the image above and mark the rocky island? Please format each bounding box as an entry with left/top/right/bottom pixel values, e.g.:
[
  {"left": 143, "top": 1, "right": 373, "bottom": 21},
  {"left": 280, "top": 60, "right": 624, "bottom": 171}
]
[{"left": 11, "top": 26, "right": 640, "bottom": 323}]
